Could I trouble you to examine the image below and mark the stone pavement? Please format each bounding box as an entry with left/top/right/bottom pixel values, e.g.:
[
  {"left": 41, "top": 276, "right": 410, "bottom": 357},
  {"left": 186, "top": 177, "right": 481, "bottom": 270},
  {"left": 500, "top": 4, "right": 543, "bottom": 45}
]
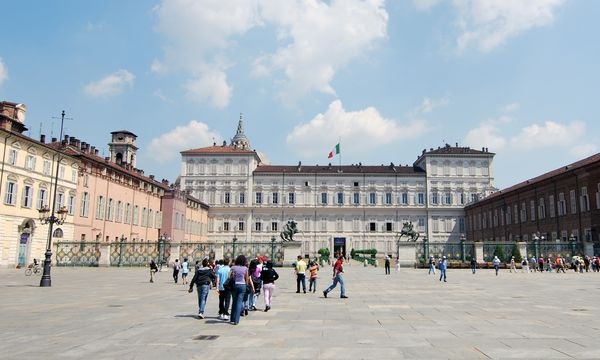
[{"left": 1, "top": 263, "right": 600, "bottom": 360}]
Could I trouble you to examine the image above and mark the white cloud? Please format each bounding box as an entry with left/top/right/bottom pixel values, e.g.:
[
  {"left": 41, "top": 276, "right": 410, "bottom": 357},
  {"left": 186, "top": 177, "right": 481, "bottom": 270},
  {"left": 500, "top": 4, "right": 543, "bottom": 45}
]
[
  {"left": 509, "top": 121, "right": 585, "bottom": 148},
  {"left": 0, "top": 58, "right": 7, "bottom": 87},
  {"left": 256, "top": 0, "right": 388, "bottom": 103},
  {"left": 154, "top": 0, "right": 388, "bottom": 105},
  {"left": 84, "top": 69, "right": 135, "bottom": 97},
  {"left": 286, "top": 100, "right": 428, "bottom": 158},
  {"left": 464, "top": 122, "right": 507, "bottom": 151},
  {"left": 413, "top": 0, "right": 442, "bottom": 11},
  {"left": 501, "top": 101, "right": 520, "bottom": 113},
  {"left": 183, "top": 70, "right": 232, "bottom": 108},
  {"left": 455, "top": 0, "right": 566, "bottom": 52},
  {"left": 571, "top": 143, "right": 598, "bottom": 158},
  {"left": 153, "top": 89, "right": 174, "bottom": 103},
  {"left": 150, "top": 59, "right": 167, "bottom": 74},
  {"left": 146, "top": 120, "right": 222, "bottom": 164},
  {"left": 412, "top": 96, "right": 449, "bottom": 115}
]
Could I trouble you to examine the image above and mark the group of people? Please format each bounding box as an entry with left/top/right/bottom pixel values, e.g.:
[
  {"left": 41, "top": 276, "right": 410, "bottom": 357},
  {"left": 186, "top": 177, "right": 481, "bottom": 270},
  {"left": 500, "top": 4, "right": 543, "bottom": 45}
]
[
  {"left": 295, "top": 254, "right": 348, "bottom": 298},
  {"left": 427, "top": 255, "right": 448, "bottom": 282},
  {"left": 186, "top": 255, "right": 280, "bottom": 325},
  {"left": 525, "top": 255, "right": 599, "bottom": 274}
]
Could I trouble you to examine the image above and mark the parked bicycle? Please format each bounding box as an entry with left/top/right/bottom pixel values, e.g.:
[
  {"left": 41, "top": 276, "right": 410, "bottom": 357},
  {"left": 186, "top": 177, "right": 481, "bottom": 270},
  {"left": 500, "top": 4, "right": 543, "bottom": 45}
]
[{"left": 25, "top": 258, "right": 41, "bottom": 276}]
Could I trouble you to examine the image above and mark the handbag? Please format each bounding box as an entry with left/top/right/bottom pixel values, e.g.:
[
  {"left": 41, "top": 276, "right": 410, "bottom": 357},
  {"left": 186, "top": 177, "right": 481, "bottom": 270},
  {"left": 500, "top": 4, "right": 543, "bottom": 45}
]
[{"left": 223, "top": 276, "right": 234, "bottom": 291}]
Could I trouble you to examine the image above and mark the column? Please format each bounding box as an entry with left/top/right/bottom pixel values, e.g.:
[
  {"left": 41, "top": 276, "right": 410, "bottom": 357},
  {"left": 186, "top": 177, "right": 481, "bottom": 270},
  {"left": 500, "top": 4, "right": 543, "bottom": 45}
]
[
  {"left": 99, "top": 243, "right": 111, "bottom": 267},
  {"left": 474, "top": 242, "right": 484, "bottom": 263}
]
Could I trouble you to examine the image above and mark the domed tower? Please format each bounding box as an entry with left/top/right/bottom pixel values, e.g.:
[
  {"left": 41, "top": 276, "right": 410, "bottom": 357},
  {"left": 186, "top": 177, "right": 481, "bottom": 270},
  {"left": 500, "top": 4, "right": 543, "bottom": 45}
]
[
  {"left": 109, "top": 130, "right": 138, "bottom": 167},
  {"left": 230, "top": 113, "right": 251, "bottom": 150}
]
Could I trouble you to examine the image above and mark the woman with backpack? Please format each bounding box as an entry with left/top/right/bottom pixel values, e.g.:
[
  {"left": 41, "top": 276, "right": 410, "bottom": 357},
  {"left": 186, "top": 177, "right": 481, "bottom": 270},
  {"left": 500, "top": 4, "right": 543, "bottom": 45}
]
[{"left": 260, "top": 260, "right": 279, "bottom": 312}]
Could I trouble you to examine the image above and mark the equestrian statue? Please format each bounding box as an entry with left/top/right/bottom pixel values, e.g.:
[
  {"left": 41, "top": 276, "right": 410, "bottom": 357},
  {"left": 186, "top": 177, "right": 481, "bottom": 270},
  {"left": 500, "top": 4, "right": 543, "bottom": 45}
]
[
  {"left": 280, "top": 220, "right": 299, "bottom": 242},
  {"left": 398, "top": 221, "right": 420, "bottom": 242}
]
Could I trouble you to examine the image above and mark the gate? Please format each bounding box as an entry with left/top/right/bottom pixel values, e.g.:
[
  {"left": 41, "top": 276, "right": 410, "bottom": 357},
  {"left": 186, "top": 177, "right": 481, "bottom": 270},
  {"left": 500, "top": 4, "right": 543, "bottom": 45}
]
[
  {"left": 417, "top": 242, "right": 472, "bottom": 262},
  {"left": 55, "top": 242, "right": 101, "bottom": 267},
  {"left": 179, "top": 242, "right": 217, "bottom": 263},
  {"left": 526, "top": 242, "right": 582, "bottom": 262},
  {"left": 223, "top": 241, "right": 284, "bottom": 266},
  {"left": 110, "top": 241, "right": 171, "bottom": 266}
]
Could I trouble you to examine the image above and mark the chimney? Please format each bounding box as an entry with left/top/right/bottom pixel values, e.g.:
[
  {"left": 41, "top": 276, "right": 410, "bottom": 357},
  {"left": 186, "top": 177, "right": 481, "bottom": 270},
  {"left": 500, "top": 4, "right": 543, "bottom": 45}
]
[
  {"left": 482, "top": 147, "right": 485, "bottom": 152},
  {"left": 81, "top": 142, "right": 87, "bottom": 151},
  {"left": 69, "top": 136, "right": 76, "bottom": 145},
  {"left": 455, "top": 142, "right": 458, "bottom": 147},
  {"left": 90, "top": 146, "right": 96, "bottom": 154},
  {"left": 94, "top": 149, "right": 99, "bottom": 156},
  {"left": 52, "top": 137, "right": 57, "bottom": 143},
  {"left": 40, "top": 134, "right": 46, "bottom": 143},
  {"left": 64, "top": 135, "right": 69, "bottom": 143},
  {"left": 149, "top": 175, "right": 155, "bottom": 180}
]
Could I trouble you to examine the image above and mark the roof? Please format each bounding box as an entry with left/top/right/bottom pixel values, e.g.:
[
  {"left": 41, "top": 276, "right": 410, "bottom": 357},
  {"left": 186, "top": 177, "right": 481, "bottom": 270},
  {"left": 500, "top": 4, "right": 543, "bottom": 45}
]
[
  {"left": 181, "top": 144, "right": 259, "bottom": 156},
  {"left": 110, "top": 130, "right": 137, "bottom": 137},
  {"left": 414, "top": 145, "right": 494, "bottom": 166},
  {"left": 253, "top": 164, "right": 425, "bottom": 175},
  {"left": 466, "top": 151, "right": 600, "bottom": 208}
]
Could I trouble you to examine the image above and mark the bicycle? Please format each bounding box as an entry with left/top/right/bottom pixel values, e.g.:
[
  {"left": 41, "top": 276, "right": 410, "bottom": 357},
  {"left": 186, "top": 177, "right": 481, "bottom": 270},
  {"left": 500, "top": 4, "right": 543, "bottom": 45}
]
[{"left": 25, "top": 259, "right": 41, "bottom": 276}]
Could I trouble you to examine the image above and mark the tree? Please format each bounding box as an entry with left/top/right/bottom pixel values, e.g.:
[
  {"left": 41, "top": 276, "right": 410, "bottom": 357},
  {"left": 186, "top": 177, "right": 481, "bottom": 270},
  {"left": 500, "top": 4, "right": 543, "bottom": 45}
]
[
  {"left": 511, "top": 244, "right": 522, "bottom": 263},
  {"left": 493, "top": 245, "right": 505, "bottom": 262},
  {"left": 318, "top": 247, "right": 330, "bottom": 261}
]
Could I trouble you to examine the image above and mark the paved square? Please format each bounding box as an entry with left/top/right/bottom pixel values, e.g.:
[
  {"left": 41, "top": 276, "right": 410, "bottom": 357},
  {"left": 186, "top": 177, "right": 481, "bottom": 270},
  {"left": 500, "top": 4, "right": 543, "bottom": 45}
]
[{"left": 1, "top": 263, "right": 599, "bottom": 359}]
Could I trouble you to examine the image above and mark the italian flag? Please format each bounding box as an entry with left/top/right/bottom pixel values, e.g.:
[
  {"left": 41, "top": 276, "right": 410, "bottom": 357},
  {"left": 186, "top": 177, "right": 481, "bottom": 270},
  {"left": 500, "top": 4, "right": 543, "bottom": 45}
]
[{"left": 328, "top": 143, "right": 340, "bottom": 159}]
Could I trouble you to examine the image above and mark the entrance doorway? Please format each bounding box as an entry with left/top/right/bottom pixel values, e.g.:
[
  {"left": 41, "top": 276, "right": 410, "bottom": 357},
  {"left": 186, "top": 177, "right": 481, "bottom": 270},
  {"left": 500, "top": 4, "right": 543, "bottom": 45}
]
[
  {"left": 18, "top": 231, "right": 31, "bottom": 267},
  {"left": 333, "top": 237, "right": 346, "bottom": 258}
]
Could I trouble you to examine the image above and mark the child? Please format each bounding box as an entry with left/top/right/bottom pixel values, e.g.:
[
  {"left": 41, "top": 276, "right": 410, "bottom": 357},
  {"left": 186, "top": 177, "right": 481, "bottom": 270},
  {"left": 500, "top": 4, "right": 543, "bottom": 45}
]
[{"left": 308, "top": 261, "right": 319, "bottom": 293}]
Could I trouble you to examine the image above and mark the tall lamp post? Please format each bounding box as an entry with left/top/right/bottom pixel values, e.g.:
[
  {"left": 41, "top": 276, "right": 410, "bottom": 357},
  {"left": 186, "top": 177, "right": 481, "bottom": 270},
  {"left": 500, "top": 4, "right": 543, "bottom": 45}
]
[{"left": 39, "top": 110, "right": 68, "bottom": 287}]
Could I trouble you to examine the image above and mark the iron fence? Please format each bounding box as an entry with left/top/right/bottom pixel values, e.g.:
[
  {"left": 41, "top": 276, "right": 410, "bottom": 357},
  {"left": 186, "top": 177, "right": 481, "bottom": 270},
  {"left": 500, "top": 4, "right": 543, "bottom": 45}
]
[
  {"left": 110, "top": 241, "right": 171, "bottom": 267},
  {"left": 179, "top": 242, "right": 217, "bottom": 263},
  {"left": 55, "top": 241, "right": 101, "bottom": 267},
  {"left": 483, "top": 243, "right": 517, "bottom": 262},
  {"left": 416, "top": 242, "right": 473, "bottom": 262},
  {"left": 223, "top": 241, "right": 284, "bottom": 266},
  {"left": 526, "top": 242, "right": 582, "bottom": 262}
]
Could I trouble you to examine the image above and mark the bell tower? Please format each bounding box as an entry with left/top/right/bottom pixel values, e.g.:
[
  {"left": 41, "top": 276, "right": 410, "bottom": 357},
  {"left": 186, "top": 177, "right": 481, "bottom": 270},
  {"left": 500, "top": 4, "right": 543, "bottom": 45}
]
[{"left": 109, "top": 130, "right": 138, "bottom": 167}]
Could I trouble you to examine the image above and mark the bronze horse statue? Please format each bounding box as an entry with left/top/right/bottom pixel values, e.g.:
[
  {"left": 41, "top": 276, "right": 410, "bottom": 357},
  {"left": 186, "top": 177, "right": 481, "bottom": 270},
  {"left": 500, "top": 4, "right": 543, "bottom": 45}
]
[
  {"left": 280, "top": 220, "right": 298, "bottom": 242},
  {"left": 398, "top": 221, "right": 420, "bottom": 242}
]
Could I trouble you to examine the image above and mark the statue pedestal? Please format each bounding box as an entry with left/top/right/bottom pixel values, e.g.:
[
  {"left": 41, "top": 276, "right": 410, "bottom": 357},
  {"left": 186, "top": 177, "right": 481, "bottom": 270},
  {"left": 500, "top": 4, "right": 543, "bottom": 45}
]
[
  {"left": 99, "top": 244, "right": 111, "bottom": 267},
  {"left": 282, "top": 242, "right": 302, "bottom": 267}
]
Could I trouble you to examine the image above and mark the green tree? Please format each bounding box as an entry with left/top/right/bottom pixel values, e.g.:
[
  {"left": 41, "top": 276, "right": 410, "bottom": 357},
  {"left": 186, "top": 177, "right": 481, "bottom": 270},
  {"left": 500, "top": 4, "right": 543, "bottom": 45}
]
[
  {"left": 511, "top": 244, "right": 522, "bottom": 263},
  {"left": 318, "top": 247, "right": 330, "bottom": 261},
  {"left": 493, "top": 245, "right": 505, "bottom": 262}
]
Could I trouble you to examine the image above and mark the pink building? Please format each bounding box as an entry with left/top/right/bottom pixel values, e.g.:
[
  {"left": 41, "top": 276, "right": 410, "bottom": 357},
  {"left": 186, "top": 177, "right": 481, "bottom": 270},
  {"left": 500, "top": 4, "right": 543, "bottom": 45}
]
[{"left": 161, "top": 189, "right": 209, "bottom": 243}]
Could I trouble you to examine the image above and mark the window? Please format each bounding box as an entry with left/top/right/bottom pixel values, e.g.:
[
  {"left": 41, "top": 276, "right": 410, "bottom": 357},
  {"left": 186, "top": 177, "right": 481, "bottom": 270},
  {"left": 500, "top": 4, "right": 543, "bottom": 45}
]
[
  {"left": 432, "top": 218, "right": 439, "bottom": 232},
  {"left": 581, "top": 187, "right": 590, "bottom": 212},
  {"left": 288, "top": 193, "right": 295, "bottom": 204},
  {"left": 538, "top": 198, "right": 546, "bottom": 219},
  {"left": 255, "top": 192, "right": 263, "bottom": 204},
  {"left": 558, "top": 193, "right": 566, "bottom": 216},
  {"left": 470, "top": 193, "right": 479, "bottom": 203},
  {"left": 597, "top": 184, "right": 600, "bottom": 209},
  {"left": 238, "top": 221, "right": 245, "bottom": 231},
  {"left": 570, "top": 190, "right": 577, "bottom": 214},
  {"left": 55, "top": 192, "right": 64, "bottom": 210},
  {"left": 25, "top": 155, "right": 36, "bottom": 171},
  {"left": 443, "top": 161, "right": 450, "bottom": 176},
  {"left": 530, "top": 200, "right": 536, "bottom": 222},
  {"left": 444, "top": 192, "right": 452, "bottom": 205},
  {"left": 353, "top": 181, "right": 359, "bottom": 187},
  {"left": 239, "top": 192, "right": 245, "bottom": 204},
  {"left": 107, "top": 199, "right": 114, "bottom": 221},
  {"left": 68, "top": 195, "right": 75, "bottom": 215},
  {"left": 385, "top": 192, "right": 392, "bottom": 205},
  {"left": 223, "top": 221, "right": 230, "bottom": 231},
  {"left": 418, "top": 218, "right": 425, "bottom": 228},
  {"left": 22, "top": 185, "right": 33, "bottom": 208},
  {"left": 4, "top": 181, "right": 17, "bottom": 205},
  {"left": 116, "top": 201, "right": 123, "bottom": 222},
  {"left": 224, "top": 192, "right": 231, "bottom": 204},
  {"left": 321, "top": 192, "right": 328, "bottom": 204},
  {"left": 8, "top": 149, "right": 17, "bottom": 165},
  {"left": 271, "top": 222, "right": 278, "bottom": 231},
  {"left": 401, "top": 192, "right": 408, "bottom": 205},
  {"left": 506, "top": 206, "right": 511, "bottom": 225},
  {"left": 272, "top": 192, "right": 278, "bottom": 204},
  {"left": 255, "top": 222, "right": 262, "bottom": 231},
  {"left": 96, "top": 196, "right": 105, "bottom": 220},
  {"left": 352, "top": 218, "right": 360, "bottom": 231},
  {"left": 456, "top": 162, "right": 463, "bottom": 176},
  {"left": 513, "top": 204, "right": 519, "bottom": 223},
  {"left": 141, "top": 207, "right": 148, "bottom": 227},
  {"left": 59, "top": 166, "right": 65, "bottom": 179},
  {"left": 369, "top": 222, "right": 376, "bottom": 231},
  {"left": 385, "top": 222, "right": 393, "bottom": 232},
  {"left": 431, "top": 192, "right": 439, "bottom": 205},
  {"left": 125, "top": 203, "right": 131, "bottom": 224},
  {"left": 43, "top": 160, "right": 51, "bottom": 175},
  {"left": 417, "top": 193, "right": 425, "bottom": 205},
  {"left": 459, "top": 217, "right": 465, "bottom": 233},
  {"left": 337, "top": 192, "right": 344, "bottom": 204},
  {"left": 520, "top": 202, "right": 527, "bottom": 222},
  {"left": 133, "top": 205, "right": 139, "bottom": 225},
  {"left": 353, "top": 192, "right": 360, "bottom": 204},
  {"left": 369, "top": 192, "right": 376, "bottom": 205},
  {"left": 320, "top": 218, "right": 327, "bottom": 231},
  {"left": 80, "top": 192, "right": 89, "bottom": 217},
  {"left": 459, "top": 193, "right": 465, "bottom": 205},
  {"left": 71, "top": 169, "right": 77, "bottom": 183},
  {"left": 549, "top": 195, "right": 555, "bottom": 218}
]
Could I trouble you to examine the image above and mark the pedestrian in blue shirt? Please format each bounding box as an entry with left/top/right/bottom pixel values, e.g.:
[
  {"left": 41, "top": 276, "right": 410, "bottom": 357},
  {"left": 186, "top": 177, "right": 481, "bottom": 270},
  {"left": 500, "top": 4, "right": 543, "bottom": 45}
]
[{"left": 438, "top": 256, "right": 447, "bottom": 282}]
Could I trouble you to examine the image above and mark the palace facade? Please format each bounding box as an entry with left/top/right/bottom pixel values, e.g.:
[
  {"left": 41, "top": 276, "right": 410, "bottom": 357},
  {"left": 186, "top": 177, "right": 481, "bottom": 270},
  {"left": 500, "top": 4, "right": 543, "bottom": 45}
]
[{"left": 180, "top": 117, "right": 496, "bottom": 257}]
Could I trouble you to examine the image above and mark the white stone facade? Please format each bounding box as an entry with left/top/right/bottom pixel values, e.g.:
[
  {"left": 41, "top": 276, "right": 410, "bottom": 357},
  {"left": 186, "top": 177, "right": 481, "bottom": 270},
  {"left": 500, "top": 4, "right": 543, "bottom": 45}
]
[{"left": 180, "top": 122, "right": 495, "bottom": 257}]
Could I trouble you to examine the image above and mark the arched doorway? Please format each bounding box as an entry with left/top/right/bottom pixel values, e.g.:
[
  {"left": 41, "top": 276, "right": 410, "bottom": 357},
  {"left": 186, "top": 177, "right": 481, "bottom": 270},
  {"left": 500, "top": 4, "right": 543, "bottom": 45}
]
[{"left": 18, "top": 220, "right": 35, "bottom": 267}]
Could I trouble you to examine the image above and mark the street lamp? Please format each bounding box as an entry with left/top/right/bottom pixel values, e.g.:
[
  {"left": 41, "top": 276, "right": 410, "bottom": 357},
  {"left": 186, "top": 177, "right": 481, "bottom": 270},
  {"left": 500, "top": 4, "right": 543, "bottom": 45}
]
[
  {"left": 39, "top": 110, "right": 68, "bottom": 287},
  {"left": 271, "top": 235, "right": 276, "bottom": 261},
  {"left": 118, "top": 234, "right": 126, "bottom": 267},
  {"left": 232, "top": 226, "right": 238, "bottom": 258}
]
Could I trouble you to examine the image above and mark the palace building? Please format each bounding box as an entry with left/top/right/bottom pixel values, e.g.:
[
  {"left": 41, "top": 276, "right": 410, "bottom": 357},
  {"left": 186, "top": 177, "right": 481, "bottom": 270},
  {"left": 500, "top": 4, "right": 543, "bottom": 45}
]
[{"left": 180, "top": 117, "right": 496, "bottom": 257}]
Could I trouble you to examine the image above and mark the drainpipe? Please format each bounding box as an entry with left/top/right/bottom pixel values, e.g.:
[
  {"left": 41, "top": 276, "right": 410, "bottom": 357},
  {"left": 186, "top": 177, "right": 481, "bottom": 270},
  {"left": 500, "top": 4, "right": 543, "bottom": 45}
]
[{"left": 0, "top": 133, "right": 14, "bottom": 196}]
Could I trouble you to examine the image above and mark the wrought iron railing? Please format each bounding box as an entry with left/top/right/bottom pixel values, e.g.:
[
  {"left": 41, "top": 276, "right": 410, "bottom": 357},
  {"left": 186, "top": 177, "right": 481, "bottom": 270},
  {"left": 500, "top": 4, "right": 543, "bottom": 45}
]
[
  {"left": 179, "top": 242, "right": 217, "bottom": 263},
  {"left": 110, "top": 241, "right": 171, "bottom": 266},
  {"left": 483, "top": 243, "right": 517, "bottom": 262},
  {"left": 417, "top": 242, "right": 472, "bottom": 262},
  {"left": 55, "top": 241, "right": 101, "bottom": 267},
  {"left": 223, "top": 241, "right": 284, "bottom": 266},
  {"left": 525, "top": 242, "right": 582, "bottom": 261}
]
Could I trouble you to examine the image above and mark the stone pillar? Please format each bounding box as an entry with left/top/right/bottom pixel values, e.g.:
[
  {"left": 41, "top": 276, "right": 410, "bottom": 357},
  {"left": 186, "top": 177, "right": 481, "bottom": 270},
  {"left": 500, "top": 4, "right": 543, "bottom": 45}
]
[
  {"left": 99, "top": 243, "right": 111, "bottom": 267},
  {"left": 213, "top": 244, "right": 224, "bottom": 261},
  {"left": 517, "top": 242, "right": 527, "bottom": 259},
  {"left": 474, "top": 242, "right": 484, "bottom": 263},
  {"left": 398, "top": 244, "right": 416, "bottom": 267},
  {"left": 170, "top": 244, "right": 181, "bottom": 265},
  {"left": 282, "top": 241, "right": 302, "bottom": 267},
  {"left": 584, "top": 242, "right": 594, "bottom": 257}
]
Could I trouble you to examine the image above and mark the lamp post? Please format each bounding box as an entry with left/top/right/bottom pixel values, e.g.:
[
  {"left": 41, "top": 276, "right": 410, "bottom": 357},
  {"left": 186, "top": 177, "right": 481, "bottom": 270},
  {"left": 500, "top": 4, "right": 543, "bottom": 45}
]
[
  {"left": 271, "top": 235, "right": 276, "bottom": 261},
  {"left": 569, "top": 233, "right": 577, "bottom": 256},
  {"left": 460, "top": 233, "right": 466, "bottom": 262},
  {"left": 118, "top": 234, "right": 126, "bottom": 267},
  {"left": 39, "top": 110, "right": 68, "bottom": 287},
  {"left": 158, "top": 233, "right": 167, "bottom": 267}
]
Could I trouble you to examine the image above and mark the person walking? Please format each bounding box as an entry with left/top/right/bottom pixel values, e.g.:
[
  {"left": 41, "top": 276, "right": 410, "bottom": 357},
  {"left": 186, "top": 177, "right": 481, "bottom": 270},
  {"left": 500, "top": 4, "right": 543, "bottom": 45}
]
[
  {"left": 181, "top": 258, "right": 190, "bottom": 285},
  {"left": 470, "top": 257, "right": 477, "bottom": 274},
  {"left": 172, "top": 259, "right": 181, "bottom": 283},
  {"left": 216, "top": 258, "right": 232, "bottom": 321},
  {"left": 384, "top": 255, "right": 391, "bottom": 275},
  {"left": 260, "top": 260, "right": 279, "bottom": 311},
  {"left": 395, "top": 257, "right": 400, "bottom": 273},
  {"left": 188, "top": 258, "right": 216, "bottom": 319},
  {"left": 529, "top": 256, "right": 537, "bottom": 273},
  {"left": 538, "top": 256, "right": 544, "bottom": 272},
  {"left": 428, "top": 256, "right": 436, "bottom": 275},
  {"left": 493, "top": 256, "right": 501, "bottom": 276},
  {"left": 295, "top": 255, "right": 307, "bottom": 294},
  {"left": 521, "top": 257, "right": 529, "bottom": 273},
  {"left": 149, "top": 259, "right": 158, "bottom": 283},
  {"left": 509, "top": 256, "right": 517, "bottom": 273},
  {"left": 438, "top": 256, "right": 447, "bottom": 282},
  {"left": 308, "top": 261, "right": 319, "bottom": 293},
  {"left": 323, "top": 255, "right": 348, "bottom": 298},
  {"left": 229, "top": 255, "right": 253, "bottom": 325}
]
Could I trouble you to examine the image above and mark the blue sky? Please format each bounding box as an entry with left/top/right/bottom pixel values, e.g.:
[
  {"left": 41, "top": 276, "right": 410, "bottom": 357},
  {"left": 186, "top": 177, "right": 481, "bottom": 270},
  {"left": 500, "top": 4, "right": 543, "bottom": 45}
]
[{"left": 1, "top": 0, "right": 598, "bottom": 189}]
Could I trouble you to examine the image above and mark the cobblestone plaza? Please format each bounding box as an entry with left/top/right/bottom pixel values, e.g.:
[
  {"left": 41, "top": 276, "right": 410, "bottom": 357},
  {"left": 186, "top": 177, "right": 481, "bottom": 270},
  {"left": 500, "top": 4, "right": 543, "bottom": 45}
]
[{"left": 2, "top": 264, "right": 599, "bottom": 359}]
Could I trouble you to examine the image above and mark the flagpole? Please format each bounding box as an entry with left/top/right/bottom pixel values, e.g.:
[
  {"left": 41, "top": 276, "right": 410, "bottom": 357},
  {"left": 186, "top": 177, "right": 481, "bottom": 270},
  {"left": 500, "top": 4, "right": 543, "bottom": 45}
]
[{"left": 338, "top": 137, "right": 342, "bottom": 172}]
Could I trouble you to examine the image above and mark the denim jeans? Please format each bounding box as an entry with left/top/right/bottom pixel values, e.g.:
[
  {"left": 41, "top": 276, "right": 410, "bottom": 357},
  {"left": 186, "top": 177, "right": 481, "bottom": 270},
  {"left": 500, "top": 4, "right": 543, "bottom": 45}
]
[
  {"left": 231, "top": 283, "right": 246, "bottom": 324},
  {"left": 218, "top": 290, "right": 231, "bottom": 315},
  {"left": 309, "top": 278, "right": 317, "bottom": 292},
  {"left": 494, "top": 265, "right": 499, "bottom": 276},
  {"left": 196, "top": 284, "right": 210, "bottom": 314},
  {"left": 439, "top": 269, "right": 447, "bottom": 281},
  {"left": 296, "top": 274, "right": 306, "bottom": 292},
  {"left": 324, "top": 274, "right": 345, "bottom": 297},
  {"left": 428, "top": 264, "right": 436, "bottom": 274},
  {"left": 471, "top": 265, "right": 476, "bottom": 274}
]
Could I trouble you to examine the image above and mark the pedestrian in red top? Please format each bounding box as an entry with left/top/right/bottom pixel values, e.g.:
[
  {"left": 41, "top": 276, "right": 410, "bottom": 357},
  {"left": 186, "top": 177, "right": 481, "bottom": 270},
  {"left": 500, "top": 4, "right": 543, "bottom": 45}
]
[{"left": 323, "top": 256, "right": 347, "bottom": 299}]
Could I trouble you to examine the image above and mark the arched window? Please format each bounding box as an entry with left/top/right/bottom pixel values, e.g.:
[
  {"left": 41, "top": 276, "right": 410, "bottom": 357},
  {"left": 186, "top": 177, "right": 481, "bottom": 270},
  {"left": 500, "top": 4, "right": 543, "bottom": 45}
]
[{"left": 53, "top": 228, "right": 64, "bottom": 238}]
